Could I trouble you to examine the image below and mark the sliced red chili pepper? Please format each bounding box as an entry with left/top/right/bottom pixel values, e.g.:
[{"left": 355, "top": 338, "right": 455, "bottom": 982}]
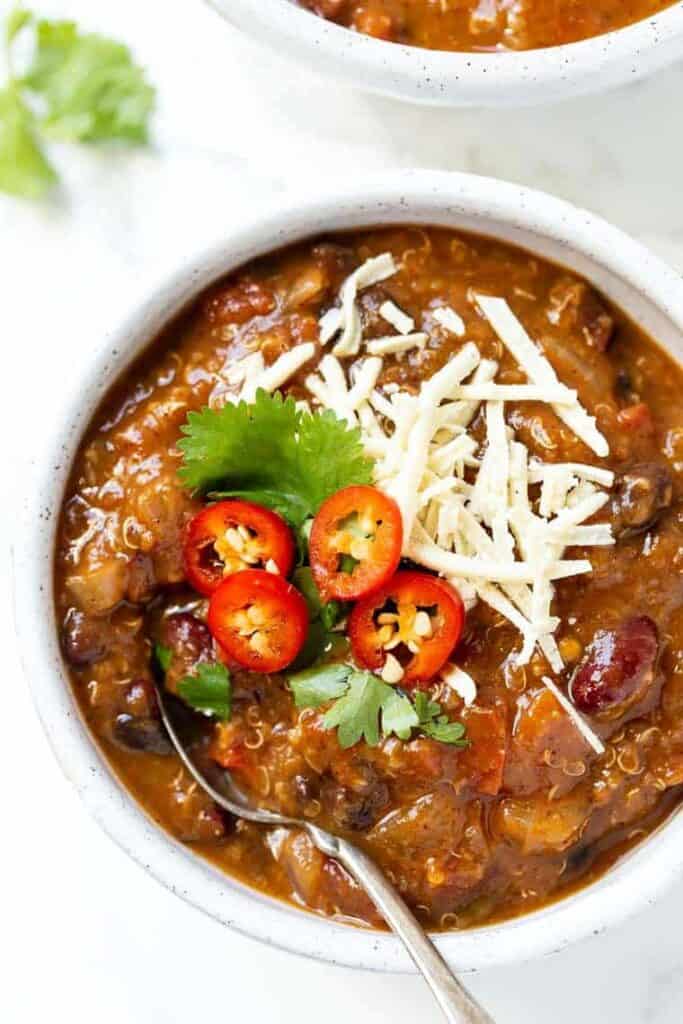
[
  {"left": 349, "top": 571, "right": 465, "bottom": 686},
  {"left": 309, "top": 485, "right": 402, "bottom": 602},
  {"left": 207, "top": 569, "right": 308, "bottom": 673},
  {"left": 184, "top": 500, "right": 295, "bottom": 596}
]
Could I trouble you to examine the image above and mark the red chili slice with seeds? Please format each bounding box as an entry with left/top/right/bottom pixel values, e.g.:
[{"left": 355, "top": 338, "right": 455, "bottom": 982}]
[
  {"left": 207, "top": 569, "right": 308, "bottom": 673},
  {"left": 309, "top": 485, "right": 403, "bottom": 602},
  {"left": 183, "top": 500, "right": 295, "bottom": 596},
  {"left": 349, "top": 570, "right": 465, "bottom": 687}
]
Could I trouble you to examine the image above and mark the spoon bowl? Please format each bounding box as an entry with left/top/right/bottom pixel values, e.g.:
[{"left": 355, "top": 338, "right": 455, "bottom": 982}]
[{"left": 153, "top": 681, "right": 494, "bottom": 1024}]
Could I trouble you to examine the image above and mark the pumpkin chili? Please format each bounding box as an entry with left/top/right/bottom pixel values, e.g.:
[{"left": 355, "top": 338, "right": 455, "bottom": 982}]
[
  {"left": 56, "top": 226, "right": 683, "bottom": 931},
  {"left": 297, "top": 0, "right": 678, "bottom": 53}
]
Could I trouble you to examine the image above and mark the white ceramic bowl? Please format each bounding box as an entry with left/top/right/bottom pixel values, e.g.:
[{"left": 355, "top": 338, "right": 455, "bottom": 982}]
[
  {"left": 14, "top": 169, "right": 683, "bottom": 973},
  {"left": 208, "top": 0, "right": 683, "bottom": 107}
]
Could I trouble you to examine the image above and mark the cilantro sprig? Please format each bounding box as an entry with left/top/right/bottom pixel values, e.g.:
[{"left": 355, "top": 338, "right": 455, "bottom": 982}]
[
  {"left": 177, "top": 662, "right": 232, "bottom": 721},
  {"left": 155, "top": 643, "right": 232, "bottom": 721},
  {"left": 288, "top": 664, "right": 468, "bottom": 751},
  {"left": 0, "top": 7, "right": 154, "bottom": 199},
  {"left": 178, "top": 390, "right": 375, "bottom": 528}
]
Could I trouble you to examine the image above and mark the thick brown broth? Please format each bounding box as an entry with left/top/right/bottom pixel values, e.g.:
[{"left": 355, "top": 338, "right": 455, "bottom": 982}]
[
  {"left": 56, "top": 227, "right": 683, "bottom": 931},
  {"left": 298, "top": 0, "right": 677, "bottom": 51}
]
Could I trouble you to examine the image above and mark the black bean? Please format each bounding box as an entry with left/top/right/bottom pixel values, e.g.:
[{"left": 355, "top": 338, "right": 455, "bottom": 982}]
[
  {"left": 62, "top": 608, "right": 109, "bottom": 666},
  {"left": 113, "top": 714, "right": 172, "bottom": 755},
  {"left": 612, "top": 462, "right": 673, "bottom": 539}
]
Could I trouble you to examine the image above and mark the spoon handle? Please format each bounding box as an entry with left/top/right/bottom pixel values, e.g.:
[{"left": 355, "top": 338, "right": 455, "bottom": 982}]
[{"left": 333, "top": 837, "right": 495, "bottom": 1024}]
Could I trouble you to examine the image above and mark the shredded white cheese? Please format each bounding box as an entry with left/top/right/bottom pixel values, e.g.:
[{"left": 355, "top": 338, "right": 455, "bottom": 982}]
[
  {"left": 366, "top": 333, "right": 428, "bottom": 357},
  {"left": 450, "top": 382, "right": 576, "bottom": 404},
  {"left": 305, "top": 354, "right": 382, "bottom": 426},
  {"left": 297, "top": 257, "right": 616, "bottom": 672},
  {"left": 379, "top": 300, "right": 414, "bottom": 335},
  {"left": 251, "top": 342, "right": 316, "bottom": 398},
  {"left": 474, "top": 294, "right": 610, "bottom": 458},
  {"left": 542, "top": 676, "right": 606, "bottom": 755},
  {"left": 219, "top": 343, "right": 315, "bottom": 405},
  {"left": 440, "top": 663, "right": 477, "bottom": 706},
  {"left": 320, "top": 253, "right": 398, "bottom": 358},
  {"left": 433, "top": 306, "right": 466, "bottom": 337}
]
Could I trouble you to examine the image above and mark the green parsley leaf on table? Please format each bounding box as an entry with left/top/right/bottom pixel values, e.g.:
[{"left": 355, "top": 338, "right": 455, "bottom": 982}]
[
  {"left": 0, "top": 7, "right": 154, "bottom": 199},
  {"left": 179, "top": 390, "right": 375, "bottom": 527},
  {"left": 23, "top": 19, "right": 155, "bottom": 143},
  {"left": 6, "top": 6, "right": 32, "bottom": 45},
  {"left": 177, "top": 662, "right": 232, "bottom": 721},
  {"left": 0, "top": 85, "right": 56, "bottom": 197}
]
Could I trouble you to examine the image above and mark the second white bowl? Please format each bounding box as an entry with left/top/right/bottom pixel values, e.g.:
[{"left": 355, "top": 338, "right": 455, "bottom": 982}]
[{"left": 209, "top": 0, "right": 683, "bottom": 107}]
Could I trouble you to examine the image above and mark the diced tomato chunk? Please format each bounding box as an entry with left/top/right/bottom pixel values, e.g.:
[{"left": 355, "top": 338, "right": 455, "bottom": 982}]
[
  {"left": 617, "top": 402, "right": 654, "bottom": 435},
  {"left": 203, "top": 278, "right": 276, "bottom": 325},
  {"left": 458, "top": 705, "right": 507, "bottom": 795}
]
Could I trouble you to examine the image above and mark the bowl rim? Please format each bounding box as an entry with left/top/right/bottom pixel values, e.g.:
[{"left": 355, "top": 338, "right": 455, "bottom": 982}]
[
  {"left": 13, "top": 168, "right": 683, "bottom": 973},
  {"left": 210, "top": 0, "right": 683, "bottom": 106}
]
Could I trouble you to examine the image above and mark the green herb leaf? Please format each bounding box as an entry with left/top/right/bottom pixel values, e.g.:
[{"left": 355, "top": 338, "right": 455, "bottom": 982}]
[
  {"left": 381, "top": 689, "right": 419, "bottom": 740},
  {"left": 320, "top": 599, "right": 345, "bottom": 632},
  {"left": 23, "top": 19, "right": 155, "bottom": 143},
  {"left": 0, "top": 85, "right": 56, "bottom": 197},
  {"left": 414, "top": 691, "right": 469, "bottom": 747},
  {"left": 322, "top": 671, "right": 393, "bottom": 749},
  {"left": 179, "top": 390, "right": 374, "bottom": 524},
  {"left": 292, "top": 566, "right": 322, "bottom": 619},
  {"left": 6, "top": 6, "right": 31, "bottom": 45},
  {"left": 288, "top": 663, "right": 352, "bottom": 708},
  {"left": 421, "top": 717, "right": 468, "bottom": 746},
  {"left": 154, "top": 642, "right": 173, "bottom": 673},
  {"left": 208, "top": 488, "right": 312, "bottom": 530},
  {"left": 177, "top": 662, "right": 232, "bottom": 720},
  {"left": 413, "top": 691, "right": 442, "bottom": 724},
  {"left": 292, "top": 567, "right": 345, "bottom": 630}
]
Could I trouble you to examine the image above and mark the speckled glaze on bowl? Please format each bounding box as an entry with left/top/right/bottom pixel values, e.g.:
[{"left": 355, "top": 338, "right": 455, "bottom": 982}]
[
  {"left": 14, "top": 170, "right": 683, "bottom": 973},
  {"left": 207, "top": 0, "right": 683, "bottom": 107}
]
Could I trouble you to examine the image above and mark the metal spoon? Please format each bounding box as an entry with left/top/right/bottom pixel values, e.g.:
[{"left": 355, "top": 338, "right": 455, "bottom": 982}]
[{"left": 154, "top": 684, "right": 495, "bottom": 1024}]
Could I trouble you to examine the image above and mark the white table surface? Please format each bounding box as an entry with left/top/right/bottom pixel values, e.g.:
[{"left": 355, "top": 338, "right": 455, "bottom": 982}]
[{"left": 3, "top": 1, "right": 683, "bottom": 1021}]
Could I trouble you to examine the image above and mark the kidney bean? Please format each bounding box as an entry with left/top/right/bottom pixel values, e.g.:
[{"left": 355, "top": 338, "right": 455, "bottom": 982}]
[{"left": 570, "top": 616, "right": 659, "bottom": 714}]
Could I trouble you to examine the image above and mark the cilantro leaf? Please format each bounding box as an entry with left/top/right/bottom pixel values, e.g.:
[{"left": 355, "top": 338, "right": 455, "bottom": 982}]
[
  {"left": 288, "top": 663, "right": 351, "bottom": 708},
  {"left": 288, "top": 661, "right": 468, "bottom": 750},
  {"left": 292, "top": 567, "right": 345, "bottom": 629},
  {"left": 178, "top": 390, "right": 374, "bottom": 524},
  {"left": 177, "top": 662, "right": 232, "bottom": 720},
  {"left": 319, "top": 674, "right": 468, "bottom": 750},
  {"left": 288, "top": 567, "right": 348, "bottom": 668},
  {"left": 23, "top": 19, "right": 155, "bottom": 143},
  {"left": 381, "top": 689, "right": 419, "bottom": 740},
  {"left": 209, "top": 488, "right": 311, "bottom": 529},
  {"left": 414, "top": 691, "right": 469, "bottom": 747},
  {"left": 322, "top": 671, "right": 393, "bottom": 749},
  {"left": 0, "top": 85, "right": 56, "bottom": 197},
  {"left": 421, "top": 718, "right": 468, "bottom": 745},
  {"left": 154, "top": 642, "right": 173, "bottom": 673},
  {"left": 413, "top": 691, "right": 443, "bottom": 724}
]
